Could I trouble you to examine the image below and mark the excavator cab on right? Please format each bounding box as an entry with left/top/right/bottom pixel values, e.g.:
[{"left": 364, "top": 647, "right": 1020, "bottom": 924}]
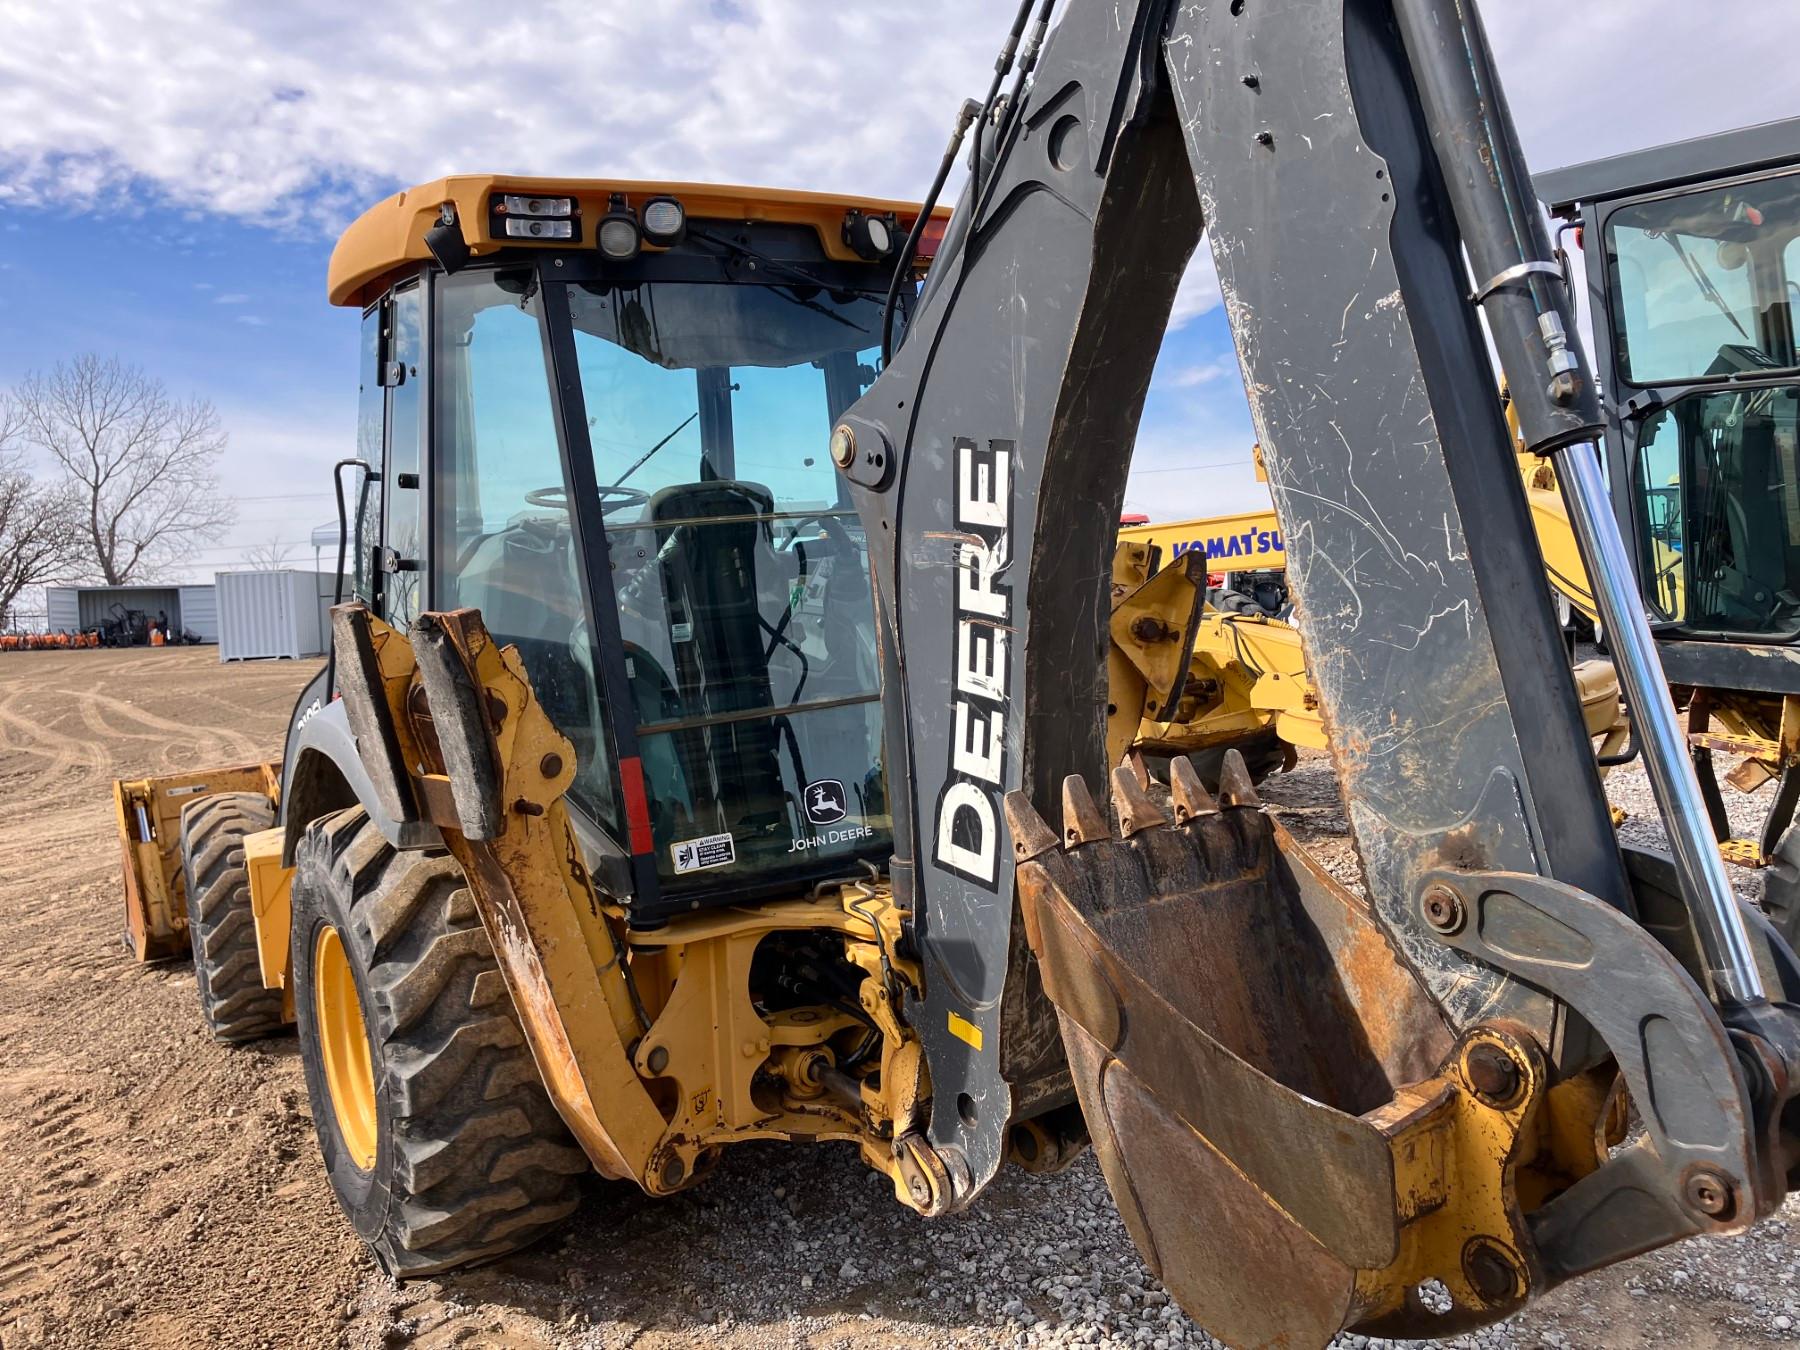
[{"left": 1540, "top": 120, "right": 1800, "bottom": 918}]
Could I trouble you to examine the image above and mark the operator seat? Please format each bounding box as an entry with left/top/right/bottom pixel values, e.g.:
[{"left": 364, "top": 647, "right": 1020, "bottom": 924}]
[{"left": 643, "top": 480, "right": 797, "bottom": 860}]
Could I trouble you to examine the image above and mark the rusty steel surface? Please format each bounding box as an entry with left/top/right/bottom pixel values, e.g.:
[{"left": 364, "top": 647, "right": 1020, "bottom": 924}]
[{"left": 1009, "top": 751, "right": 1567, "bottom": 1341}]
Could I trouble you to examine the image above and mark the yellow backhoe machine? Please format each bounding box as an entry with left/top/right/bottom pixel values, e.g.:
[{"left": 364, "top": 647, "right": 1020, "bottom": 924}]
[{"left": 112, "top": 3, "right": 1800, "bottom": 1347}]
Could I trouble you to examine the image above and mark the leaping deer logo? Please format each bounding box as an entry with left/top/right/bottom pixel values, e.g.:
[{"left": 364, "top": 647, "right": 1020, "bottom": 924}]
[{"left": 805, "top": 779, "right": 847, "bottom": 825}]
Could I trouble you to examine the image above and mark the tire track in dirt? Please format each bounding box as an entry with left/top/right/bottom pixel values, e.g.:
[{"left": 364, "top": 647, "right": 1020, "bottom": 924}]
[
  {"left": 0, "top": 648, "right": 358, "bottom": 1350},
  {"left": 0, "top": 1079, "right": 108, "bottom": 1314}
]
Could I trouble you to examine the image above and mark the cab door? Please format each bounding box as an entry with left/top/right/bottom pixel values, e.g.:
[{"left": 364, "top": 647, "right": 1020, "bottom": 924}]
[{"left": 351, "top": 280, "right": 427, "bottom": 624}]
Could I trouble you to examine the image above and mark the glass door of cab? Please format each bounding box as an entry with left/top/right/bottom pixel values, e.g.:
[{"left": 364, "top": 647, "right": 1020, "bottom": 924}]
[{"left": 566, "top": 279, "right": 892, "bottom": 903}]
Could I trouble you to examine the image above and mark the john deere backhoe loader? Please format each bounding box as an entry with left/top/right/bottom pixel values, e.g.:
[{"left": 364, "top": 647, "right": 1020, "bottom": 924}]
[{"left": 113, "top": 2, "right": 1800, "bottom": 1346}]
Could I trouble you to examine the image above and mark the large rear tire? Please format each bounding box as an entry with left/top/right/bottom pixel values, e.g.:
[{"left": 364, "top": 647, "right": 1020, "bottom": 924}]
[
  {"left": 179, "top": 792, "right": 284, "bottom": 1042},
  {"left": 290, "top": 809, "right": 588, "bottom": 1277}
]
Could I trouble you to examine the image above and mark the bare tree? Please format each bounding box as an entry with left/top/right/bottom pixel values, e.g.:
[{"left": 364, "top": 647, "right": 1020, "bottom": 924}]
[
  {"left": 0, "top": 401, "right": 86, "bottom": 625},
  {"left": 15, "top": 355, "right": 235, "bottom": 584},
  {"left": 237, "top": 537, "right": 297, "bottom": 571}
]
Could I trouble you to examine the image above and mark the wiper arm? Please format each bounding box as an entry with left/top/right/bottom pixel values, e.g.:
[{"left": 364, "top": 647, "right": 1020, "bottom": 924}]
[
  {"left": 610, "top": 411, "right": 700, "bottom": 489},
  {"left": 1663, "top": 231, "right": 1750, "bottom": 341}
]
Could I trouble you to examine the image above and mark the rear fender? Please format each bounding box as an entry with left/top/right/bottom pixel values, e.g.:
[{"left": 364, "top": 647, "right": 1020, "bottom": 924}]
[{"left": 278, "top": 700, "right": 440, "bottom": 865}]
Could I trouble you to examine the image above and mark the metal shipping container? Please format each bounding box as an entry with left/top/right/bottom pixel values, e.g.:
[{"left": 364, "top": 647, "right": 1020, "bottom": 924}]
[{"left": 216, "top": 570, "right": 336, "bottom": 661}]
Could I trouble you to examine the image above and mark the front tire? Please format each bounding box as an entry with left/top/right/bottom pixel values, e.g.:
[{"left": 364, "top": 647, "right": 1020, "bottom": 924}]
[
  {"left": 290, "top": 809, "right": 588, "bottom": 1277},
  {"left": 179, "top": 792, "right": 284, "bottom": 1041}
]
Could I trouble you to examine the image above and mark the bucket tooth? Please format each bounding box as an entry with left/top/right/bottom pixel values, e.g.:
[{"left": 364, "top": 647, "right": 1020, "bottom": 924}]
[
  {"left": 1111, "top": 764, "right": 1169, "bottom": 837},
  {"left": 1216, "top": 748, "right": 1262, "bottom": 810},
  {"left": 1167, "top": 756, "right": 1219, "bottom": 823},
  {"left": 1005, "top": 790, "right": 1062, "bottom": 862},
  {"left": 1062, "top": 774, "right": 1111, "bottom": 847}
]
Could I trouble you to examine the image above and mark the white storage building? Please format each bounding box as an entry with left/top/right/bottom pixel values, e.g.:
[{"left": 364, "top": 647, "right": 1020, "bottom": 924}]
[{"left": 216, "top": 570, "right": 339, "bottom": 662}]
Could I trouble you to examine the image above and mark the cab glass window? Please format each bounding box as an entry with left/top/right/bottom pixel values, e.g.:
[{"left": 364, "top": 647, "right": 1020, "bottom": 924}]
[
  {"left": 1635, "top": 386, "right": 1800, "bottom": 637},
  {"left": 384, "top": 282, "right": 425, "bottom": 625},
  {"left": 352, "top": 305, "right": 384, "bottom": 607},
  {"left": 1606, "top": 173, "right": 1800, "bottom": 384},
  {"left": 567, "top": 280, "right": 889, "bottom": 896},
  {"left": 432, "top": 270, "right": 622, "bottom": 835}
]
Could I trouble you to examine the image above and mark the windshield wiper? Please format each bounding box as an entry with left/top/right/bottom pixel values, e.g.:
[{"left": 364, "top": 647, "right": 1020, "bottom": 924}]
[
  {"left": 610, "top": 410, "right": 700, "bottom": 489},
  {"left": 1663, "top": 231, "right": 1751, "bottom": 341}
]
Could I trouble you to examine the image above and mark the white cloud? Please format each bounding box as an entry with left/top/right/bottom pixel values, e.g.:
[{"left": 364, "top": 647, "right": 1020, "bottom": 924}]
[
  {"left": 0, "top": 2, "right": 999, "bottom": 233},
  {"left": 214, "top": 292, "right": 251, "bottom": 304},
  {"left": 4, "top": 0, "right": 1798, "bottom": 558},
  {"left": 0, "top": 2, "right": 1789, "bottom": 237},
  {"left": 234, "top": 314, "right": 267, "bottom": 326},
  {"left": 1168, "top": 354, "right": 1237, "bottom": 390},
  {"left": 1170, "top": 247, "right": 1224, "bottom": 329}
]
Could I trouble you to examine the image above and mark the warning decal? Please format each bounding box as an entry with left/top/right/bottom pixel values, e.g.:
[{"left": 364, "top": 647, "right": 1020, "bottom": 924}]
[{"left": 671, "top": 832, "right": 736, "bottom": 874}]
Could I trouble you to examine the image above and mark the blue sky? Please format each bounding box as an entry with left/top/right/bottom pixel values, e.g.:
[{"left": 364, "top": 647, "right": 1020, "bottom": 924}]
[{"left": 1, "top": 0, "right": 1796, "bottom": 580}]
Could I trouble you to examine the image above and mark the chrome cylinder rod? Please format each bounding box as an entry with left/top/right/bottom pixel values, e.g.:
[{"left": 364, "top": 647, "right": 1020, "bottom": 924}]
[{"left": 1556, "top": 440, "right": 1766, "bottom": 1005}]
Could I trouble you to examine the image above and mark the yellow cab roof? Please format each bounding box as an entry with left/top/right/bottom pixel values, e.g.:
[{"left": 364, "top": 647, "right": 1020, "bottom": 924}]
[{"left": 327, "top": 174, "right": 948, "bottom": 308}]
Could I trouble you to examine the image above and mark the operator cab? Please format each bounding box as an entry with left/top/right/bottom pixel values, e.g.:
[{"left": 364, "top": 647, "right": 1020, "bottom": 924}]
[
  {"left": 1542, "top": 120, "right": 1800, "bottom": 644},
  {"left": 328, "top": 179, "right": 943, "bottom": 923}
]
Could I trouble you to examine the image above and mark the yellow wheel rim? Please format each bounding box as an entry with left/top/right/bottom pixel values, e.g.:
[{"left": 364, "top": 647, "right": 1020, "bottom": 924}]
[{"left": 313, "top": 925, "right": 379, "bottom": 1170}]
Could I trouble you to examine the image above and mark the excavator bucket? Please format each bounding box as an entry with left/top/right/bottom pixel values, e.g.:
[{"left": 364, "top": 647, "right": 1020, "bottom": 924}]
[{"left": 1012, "top": 754, "right": 1556, "bottom": 1346}]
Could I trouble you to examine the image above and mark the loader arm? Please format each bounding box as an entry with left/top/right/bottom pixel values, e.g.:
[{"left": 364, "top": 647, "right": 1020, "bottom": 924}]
[{"left": 838, "top": 0, "right": 1800, "bottom": 1343}]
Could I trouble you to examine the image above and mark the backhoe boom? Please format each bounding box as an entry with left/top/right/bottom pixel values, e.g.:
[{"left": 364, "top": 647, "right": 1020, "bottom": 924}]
[{"left": 839, "top": 0, "right": 1800, "bottom": 1342}]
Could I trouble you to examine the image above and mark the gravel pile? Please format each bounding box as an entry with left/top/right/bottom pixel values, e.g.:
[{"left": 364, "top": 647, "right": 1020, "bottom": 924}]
[{"left": 340, "top": 729, "right": 1800, "bottom": 1349}]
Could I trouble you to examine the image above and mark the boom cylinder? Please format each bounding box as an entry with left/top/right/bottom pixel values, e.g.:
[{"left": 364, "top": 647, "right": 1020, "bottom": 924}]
[{"left": 1391, "top": 0, "right": 1765, "bottom": 1004}]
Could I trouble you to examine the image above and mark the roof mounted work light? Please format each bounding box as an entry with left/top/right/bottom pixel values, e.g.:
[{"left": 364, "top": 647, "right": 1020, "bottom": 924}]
[
  {"left": 598, "top": 195, "right": 642, "bottom": 261},
  {"left": 640, "top": 195, "right": 686, "bottom": 248},
  {"left": 842, "top": 209, "right": 898, "bottom": 261},
  {"left": 489, "top": 191, "right": 580, "bottom": 243}
]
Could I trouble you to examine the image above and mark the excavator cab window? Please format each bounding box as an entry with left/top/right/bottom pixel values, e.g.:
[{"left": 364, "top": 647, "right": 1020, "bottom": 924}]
[
  {"left": 432, "top": 270, "right": 627, "bottom": 839},
  {"left": 1602, "top": 168, "right": 1800, "bottom": 638},
  {"left": 567, "top": 279, "right": 891, "bottom": 900},
  {"left": 351, "top": 303, "right": 385, "bottom": 609},
  {"left": 1633, "top": 386, "right": 1800, "bottom": 636},
  {"left": 427, "top": 240, "right": 895, "bottom": 911}
]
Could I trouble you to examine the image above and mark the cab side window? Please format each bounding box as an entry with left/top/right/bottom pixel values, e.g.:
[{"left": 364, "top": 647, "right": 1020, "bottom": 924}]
[
  {"left": 352, "top": 304, "right": 385, "bottom": 608},
  {"left": 431, "top": 270, "right": 624, "bottom": 839},
  {"left": 384, "top": 282, "right": 425, "bottom": 625}
]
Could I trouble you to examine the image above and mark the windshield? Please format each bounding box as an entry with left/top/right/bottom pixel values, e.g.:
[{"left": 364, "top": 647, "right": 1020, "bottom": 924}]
[
  {"left": 1606, "top": 171, "right": 1800, "bottom": 385},
  {"left": 568, "top": 281, "right": 891, "bottom": 896}
]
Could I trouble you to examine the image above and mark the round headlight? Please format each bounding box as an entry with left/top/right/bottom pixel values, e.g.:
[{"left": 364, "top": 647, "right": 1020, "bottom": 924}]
[
  {"left": 598, "top": 214, "right": 641, "bottom": 261},
  {"left": 641, "top": 196, "right": 686, "bottom": 247}
]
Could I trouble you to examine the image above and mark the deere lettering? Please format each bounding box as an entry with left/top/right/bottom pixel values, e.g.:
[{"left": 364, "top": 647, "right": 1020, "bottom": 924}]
[
  {"left": 934, "top": 436, "right": 1014, "bottom": 890},
  {"left": 1169, "top": 528, "right": 1284, "bottom": 561}
]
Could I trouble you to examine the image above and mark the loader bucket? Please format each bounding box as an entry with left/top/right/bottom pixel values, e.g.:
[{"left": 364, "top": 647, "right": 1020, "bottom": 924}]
[{"left": 1009, "top": 754, "right": 1545, "bottom": 1347}]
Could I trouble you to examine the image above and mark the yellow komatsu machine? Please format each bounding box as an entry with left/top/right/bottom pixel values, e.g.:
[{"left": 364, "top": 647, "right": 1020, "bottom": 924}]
[{"left": 110, "top": 5, "right": 1800, "bottom": 1347}]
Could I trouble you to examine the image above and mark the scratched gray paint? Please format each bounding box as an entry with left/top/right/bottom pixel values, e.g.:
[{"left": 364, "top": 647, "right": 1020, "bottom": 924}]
[
  {"left": 844, "top": 0, "right": 1638, "bottom": 1194},
  {"left": 840, "top": 0, "right": 1196, "bottom": 1192},
  {"left": 1163, "top": 0, "right": 1598, "bottom": 1037}
]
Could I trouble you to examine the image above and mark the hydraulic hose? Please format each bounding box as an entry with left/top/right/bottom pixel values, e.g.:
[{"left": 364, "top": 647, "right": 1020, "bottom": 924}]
[
  {"left": 881, "top": 0, "right": 1035, "bottom": 364},
  {"left": 881, "top": 99, "right": 981, "bottom": 365}
]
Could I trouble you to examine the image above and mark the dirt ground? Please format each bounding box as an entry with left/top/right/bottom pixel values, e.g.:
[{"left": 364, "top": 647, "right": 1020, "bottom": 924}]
[{"left": 2, "top": 646, "right": 1799, "bottom": 1349}]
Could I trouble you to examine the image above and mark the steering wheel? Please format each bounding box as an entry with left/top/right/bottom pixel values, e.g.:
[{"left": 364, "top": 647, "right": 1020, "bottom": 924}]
[{"left": 524, "top": 484, "right": 652, "bottom": 517}]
